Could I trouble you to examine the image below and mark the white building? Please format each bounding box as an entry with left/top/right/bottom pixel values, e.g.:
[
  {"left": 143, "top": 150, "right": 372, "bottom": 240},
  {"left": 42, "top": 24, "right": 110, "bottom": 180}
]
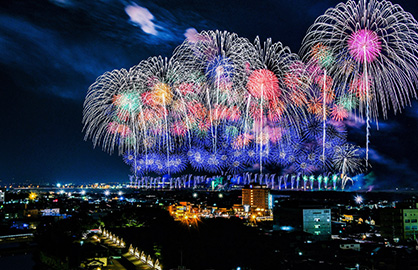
[
  {"left": 340, "top": 243, "right": 361, "bottom": 252},
  {"left": 303, "top": 209, "right": 331, "bottom": 240}
]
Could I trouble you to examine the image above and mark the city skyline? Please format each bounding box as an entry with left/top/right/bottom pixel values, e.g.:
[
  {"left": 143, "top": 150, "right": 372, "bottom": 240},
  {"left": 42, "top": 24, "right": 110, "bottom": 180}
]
[{"left": 1, "top": 0, "right": 418, "bottom": 188}]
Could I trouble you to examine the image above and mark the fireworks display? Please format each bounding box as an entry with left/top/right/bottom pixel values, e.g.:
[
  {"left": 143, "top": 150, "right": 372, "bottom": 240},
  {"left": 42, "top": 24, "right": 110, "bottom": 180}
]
[
  {"left": 83, "top": 0, "right": 418, "bottom": 183},
  {"left": 300, "top": 0, "right": 418, "bottom": 164}
]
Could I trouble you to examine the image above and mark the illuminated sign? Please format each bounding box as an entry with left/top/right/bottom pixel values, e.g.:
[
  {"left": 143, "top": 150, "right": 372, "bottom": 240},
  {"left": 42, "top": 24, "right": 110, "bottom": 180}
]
[{"left": 41, "top": 208, "right": 60, "bottom": 216}]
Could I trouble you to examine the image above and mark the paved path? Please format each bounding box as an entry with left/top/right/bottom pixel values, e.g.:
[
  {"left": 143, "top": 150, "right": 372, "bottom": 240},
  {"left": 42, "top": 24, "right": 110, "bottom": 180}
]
[
  {"left": 98, "top": 236, "right": 153, "bottom": 270},
  {"left": 122, "top": 252, "right": 153, "bottom": 270},
  {"left": 105, "top": 258, "right": 127, "bottom": 270}
]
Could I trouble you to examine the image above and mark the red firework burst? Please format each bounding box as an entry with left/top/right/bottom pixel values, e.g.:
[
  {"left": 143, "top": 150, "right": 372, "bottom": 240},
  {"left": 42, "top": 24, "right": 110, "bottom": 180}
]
[
  {"left": 349, "top": 74, "right": 372, "bottom": 101},
  {"left": 171, "top": 121, "right": 188, "bottom": 136},
  {"left": 247, "top": 69, "right": 280, "bottom": 100},
  {"left": 330, "top": 104, "right": 349, "bottom": 121},
  {"left": 233, "top": 133, "right": 254, "bottom": 149}
]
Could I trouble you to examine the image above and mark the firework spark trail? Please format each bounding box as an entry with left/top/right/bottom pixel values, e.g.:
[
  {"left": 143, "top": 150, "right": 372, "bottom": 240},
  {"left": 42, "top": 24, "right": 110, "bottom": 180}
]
[
  {"left": 322, "top": 70, "right": 327, "bottom": 165},
  {"left": 333, "top": 144, "right": 364, "bottom": 176}
]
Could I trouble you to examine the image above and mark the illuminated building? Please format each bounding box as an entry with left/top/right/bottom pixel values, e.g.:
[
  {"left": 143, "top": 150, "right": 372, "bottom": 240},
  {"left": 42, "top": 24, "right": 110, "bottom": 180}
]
[
  {"left": 341, "top": 214, "right": 354, "bottom": 223},
  {"left": 339, "top": 242, "right": 360, "bottom": 252},
  {"left": 0, "top": 189, "right": 4, "bottom": 203},
  {"left": 241, "top": 184, "right": 270, "bottom": 216},
  {"left": 168, "top": 202, "right": 194, "bottom": 220},
  {"left": 380, "top": 207, "right": 418, "bottom": 241},
  {"left": 273, "top": 198, "right": 331, "bottom": 239},
  {"left": 403, "top": 209, "right": 418, "bottom": 240},
  {"left": 303, "top": 209, "right": 332, "bottom": 240}
]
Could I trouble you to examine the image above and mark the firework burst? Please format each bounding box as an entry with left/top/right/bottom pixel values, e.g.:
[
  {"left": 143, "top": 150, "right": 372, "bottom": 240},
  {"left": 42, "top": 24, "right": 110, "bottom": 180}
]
[{"left": 301, "top": 0, "right": 418, "bottom": 117}]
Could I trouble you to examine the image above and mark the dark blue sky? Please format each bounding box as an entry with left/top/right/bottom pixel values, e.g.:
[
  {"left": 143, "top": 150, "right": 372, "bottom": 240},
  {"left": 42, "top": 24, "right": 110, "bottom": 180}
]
[{"left": 1, "top": 0, "right": 418, "bottom": 188}]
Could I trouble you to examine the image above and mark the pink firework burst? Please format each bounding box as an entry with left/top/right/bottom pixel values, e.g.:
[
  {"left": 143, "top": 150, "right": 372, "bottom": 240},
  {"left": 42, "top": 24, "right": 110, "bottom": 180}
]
[
  {"left": 348, "top": 29, "right": 381, "bottom": 62},
  {"left": 170, "top": 121, "right": 188, "bottom": 136},
  {"left": 330, "top": 104, "right": 348, "bottom": 122},
  {"left": 177, "top": 82, "right": 198, "bottom": 96},
  {"left": 247, "top": 69, "right": 280, "bottom": 100}
]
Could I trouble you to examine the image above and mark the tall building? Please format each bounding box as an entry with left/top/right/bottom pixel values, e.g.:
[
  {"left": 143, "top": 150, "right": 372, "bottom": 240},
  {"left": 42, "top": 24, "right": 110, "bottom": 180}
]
[
  {"left": 380, "top": 208, "right": 418, "bottom": 241},
  {"left": 303, "top": 209, "right": 332, "bottom": 240},
  {"left": 242, "top": 184, "right": 269, "bottom": 213},
  {"left": 0, "top": 189, "right": 4, "bottom": 203},
  {"left": 403, "top": 209, "right": 418, "bottom": 240}
]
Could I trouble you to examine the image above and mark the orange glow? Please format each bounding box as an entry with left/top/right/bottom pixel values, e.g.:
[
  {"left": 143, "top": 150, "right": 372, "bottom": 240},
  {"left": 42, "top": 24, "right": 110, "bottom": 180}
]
[
  {"left": 29, "top": 192, "right": 37, "bottom": 200},
  {"left": 152, "top": 83, "right": 173, "bottom": 105}
]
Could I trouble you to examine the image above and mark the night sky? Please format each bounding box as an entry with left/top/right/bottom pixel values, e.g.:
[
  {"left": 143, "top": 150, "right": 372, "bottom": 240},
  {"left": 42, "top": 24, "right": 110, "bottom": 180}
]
[{"left": 1, "top": 0, "right": 418, "bottom": 188}]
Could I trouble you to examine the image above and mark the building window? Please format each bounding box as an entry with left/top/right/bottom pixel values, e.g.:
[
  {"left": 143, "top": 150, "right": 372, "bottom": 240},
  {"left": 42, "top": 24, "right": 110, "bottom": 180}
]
[
  {"left": 406, "top": 226, "right": 411, "bottom": 230},
  {"left": 314, "top": 225, "right": 321, "bottom": 229},
  {"left": 405, "top": 219, "right": 410, "bottom": 223},
  {"left": 412, "top": 226, "right": 418, "bottom": 230},
  {"left": 314, "top": 231, "right": 321, "bottom": 235},
  {"left": 314, "top": 218, "right": 321, "bottom": 222},
  {"left": 411, "top": 219, "right": 417, "bottom": 223}
]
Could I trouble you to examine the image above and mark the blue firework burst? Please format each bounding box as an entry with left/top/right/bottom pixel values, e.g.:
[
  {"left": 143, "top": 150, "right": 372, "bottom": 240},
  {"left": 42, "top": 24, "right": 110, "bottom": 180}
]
[
  {"left": 205, "top": 151, "right": 228, "bottom": 173},
  {"left": 123, "top": 151, "right": 136, "bottom": 165},
  {"left": 187, "top": 147, "right": 208, "bottom": 172},
  {"left": 206, "top": 55, "right": 235, "bottom": 84},
  {"left": 166, "top": 154, "right": 188, "bottom": 174},
  {"left": 226, "top": 149, "right": 247, "bottom": 174}
]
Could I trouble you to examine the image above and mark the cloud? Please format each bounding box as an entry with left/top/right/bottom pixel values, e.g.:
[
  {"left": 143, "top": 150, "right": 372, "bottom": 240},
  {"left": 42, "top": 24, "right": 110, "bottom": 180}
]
[
  {"left": 184, "top": 28, "right": 199, "bottom": 41},
  {"left": 0, "top": 2, "right": 213, "bottom": 100},
  {"left": 344, "top": 113, "right": 364, "bottom": 129},
  {"left": 367, "top": 148, "right": 418, "bottom": 188},
  {"left": 405, "top": 101, "right": 418, "bottom": 119},
  {"left": 125, "top": 3, "right": 159, "bottom": 35},
  {"left": 0, "top": 14, "right": 131, "bottom": 100},
  {"left": 49, "top": 0, "right": 74, "bottom": 8}
]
